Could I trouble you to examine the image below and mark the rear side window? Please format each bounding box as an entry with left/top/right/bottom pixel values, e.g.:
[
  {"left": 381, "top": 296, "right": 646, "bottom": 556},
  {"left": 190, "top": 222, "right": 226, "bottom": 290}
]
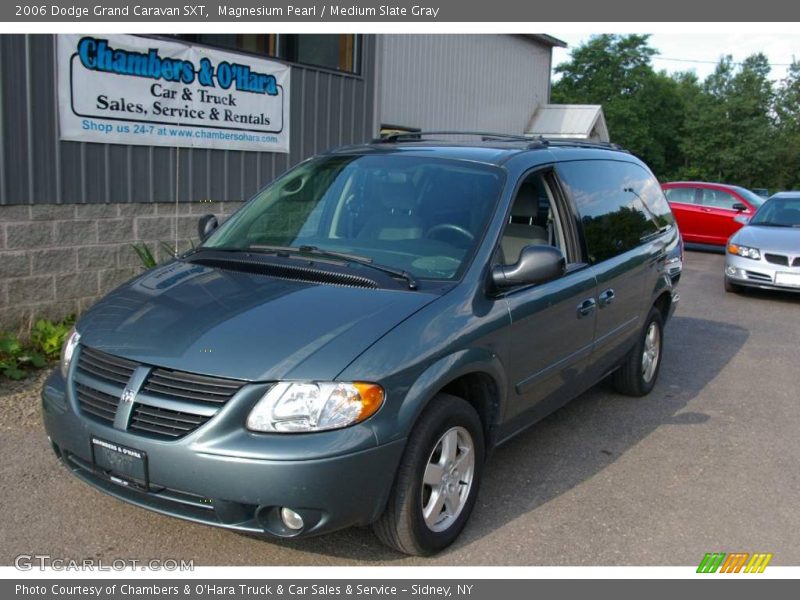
[
  {"left": 665, "top": 187, "right": 696, "bottom": 204},
  {"left": 558, "top": 160, "right": 674, "bottom": 264}
]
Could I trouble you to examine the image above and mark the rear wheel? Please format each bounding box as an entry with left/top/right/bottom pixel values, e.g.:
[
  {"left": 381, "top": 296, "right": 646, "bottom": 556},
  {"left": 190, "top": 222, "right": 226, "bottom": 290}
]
[
  {"left": 373, "top": 394, "right": 484, "bottom": 555},
  {"left": 613, "top": 307, "right": 664, "bottom": 397}
]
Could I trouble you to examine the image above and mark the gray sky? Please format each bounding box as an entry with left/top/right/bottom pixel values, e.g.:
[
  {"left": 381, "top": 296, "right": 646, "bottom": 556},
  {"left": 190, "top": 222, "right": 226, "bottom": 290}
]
[{"left": 552, "top": 32, "right": 798, "bottom": 83}]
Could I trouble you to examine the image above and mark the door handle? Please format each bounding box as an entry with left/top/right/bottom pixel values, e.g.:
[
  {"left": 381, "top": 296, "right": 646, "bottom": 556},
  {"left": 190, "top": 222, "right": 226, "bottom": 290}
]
[
  {"left": 598, "top": 288, "right": 615, "bottom": 307},
  {"left": 576, "top": 298, "right": 596, "bottom": 319}
]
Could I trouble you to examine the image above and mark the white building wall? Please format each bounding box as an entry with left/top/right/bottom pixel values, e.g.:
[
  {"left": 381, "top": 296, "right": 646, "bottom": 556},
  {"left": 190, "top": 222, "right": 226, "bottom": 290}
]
[{"left": 378, "top": 34, "right": 553, "bottom": 135}]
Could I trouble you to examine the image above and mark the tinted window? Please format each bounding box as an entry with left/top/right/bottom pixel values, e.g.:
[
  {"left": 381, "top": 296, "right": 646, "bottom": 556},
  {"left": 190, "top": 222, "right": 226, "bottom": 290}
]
[
  {"left": 639, "top": 178, "right": 675, "bottom": 228},
  {"left": 665, "top": 187, "right": 696, "bottom": 204},
  {"left": 558, "top": 160, "right": 673, "bottom": 264}
]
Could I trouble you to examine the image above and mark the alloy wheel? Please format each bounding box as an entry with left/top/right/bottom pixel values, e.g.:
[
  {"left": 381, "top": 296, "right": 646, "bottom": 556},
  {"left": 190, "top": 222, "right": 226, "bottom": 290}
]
[
  {"left": 421, "top": 426, "right": 475, "bottom": 532},
  {"left": 641, "top": 321, "right": 661, "bottom": 383}
]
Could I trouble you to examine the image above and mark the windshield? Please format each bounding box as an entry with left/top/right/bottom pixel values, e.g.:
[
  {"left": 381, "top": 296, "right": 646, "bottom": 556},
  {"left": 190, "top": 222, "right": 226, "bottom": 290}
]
[
  {"left": 732, "top": 186, "right": 767, "bottom": 208},
  {"left": 203, "top": 154, "right": 504, "bottom": 281},
  {"left": 750, "top": 196, "right": 800, "bottom": 227}
]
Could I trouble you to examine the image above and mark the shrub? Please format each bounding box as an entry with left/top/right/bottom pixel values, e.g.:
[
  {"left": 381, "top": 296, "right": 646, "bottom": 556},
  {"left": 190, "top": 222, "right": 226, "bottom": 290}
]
[
  {"left": 0, "top": 333, "right": 46, "bottom": 380},
  {"left": 30, "top": 317, "right": 75, "bottom": 360},
  {"left": 1, "top": 316, "right": 74, "bottom": 380}
]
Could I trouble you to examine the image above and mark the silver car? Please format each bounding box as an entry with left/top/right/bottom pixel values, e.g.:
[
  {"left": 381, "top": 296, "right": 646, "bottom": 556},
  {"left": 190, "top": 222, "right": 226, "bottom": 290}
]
[{"left": 725, "top": 191, "right": 800, "bottom": 293}]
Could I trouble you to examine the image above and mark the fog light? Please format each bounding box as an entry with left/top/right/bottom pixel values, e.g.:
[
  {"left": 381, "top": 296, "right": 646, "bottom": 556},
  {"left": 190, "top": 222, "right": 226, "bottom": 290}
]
[
  {"left": 725, "top": 265, "right": 737, "bottom": 276},
  {"left": 280, "top": 507, "right": 304, "bottom": 530}
]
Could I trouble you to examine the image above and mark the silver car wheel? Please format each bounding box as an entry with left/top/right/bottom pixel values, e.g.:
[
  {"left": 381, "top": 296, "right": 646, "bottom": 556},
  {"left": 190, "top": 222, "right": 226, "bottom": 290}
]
[
  {"left": 641, "top": 321, "right": 661, "bottom": 383},
  {"left": 421, "top": 426, "right": 475, "bottom": 533}
]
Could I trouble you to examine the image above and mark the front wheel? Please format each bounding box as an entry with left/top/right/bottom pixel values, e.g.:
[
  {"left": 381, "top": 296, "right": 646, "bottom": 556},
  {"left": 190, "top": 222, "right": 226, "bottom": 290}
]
[
  {"left": 372, "top": 394, "right": 484, "bottom": 555},
  {"left": 613, "top": 307, "right": 664, "bottom": 397}
]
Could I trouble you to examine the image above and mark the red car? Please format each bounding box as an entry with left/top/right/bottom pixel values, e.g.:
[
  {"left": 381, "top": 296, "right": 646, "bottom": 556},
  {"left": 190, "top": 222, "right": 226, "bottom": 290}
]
[{"left": 661, "top": 182, "right": 766, "bottom": 246}]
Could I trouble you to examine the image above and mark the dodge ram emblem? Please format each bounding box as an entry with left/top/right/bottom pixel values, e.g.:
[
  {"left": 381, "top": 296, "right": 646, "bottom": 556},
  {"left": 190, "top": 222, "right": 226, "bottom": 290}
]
[{"left": 120, "top": 387, "right": 136, "bottom": 404}]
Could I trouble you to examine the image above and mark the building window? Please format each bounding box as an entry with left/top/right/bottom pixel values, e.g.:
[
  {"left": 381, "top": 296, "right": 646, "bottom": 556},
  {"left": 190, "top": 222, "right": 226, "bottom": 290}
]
[
  {"left": 170, "top": 34, "right": 359, "bottom": 74},
  {"left": 278, "top": 35, "right": 358, "bottom": 73},
  {"left": 175, "top": 34, "right": 276, "bottom": 56}
]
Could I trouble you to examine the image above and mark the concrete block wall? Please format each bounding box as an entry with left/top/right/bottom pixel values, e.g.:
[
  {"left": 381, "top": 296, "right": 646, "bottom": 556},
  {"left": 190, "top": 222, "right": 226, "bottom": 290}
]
[{"left": 0, "top": 202, "right": 243, "bottom": 332}]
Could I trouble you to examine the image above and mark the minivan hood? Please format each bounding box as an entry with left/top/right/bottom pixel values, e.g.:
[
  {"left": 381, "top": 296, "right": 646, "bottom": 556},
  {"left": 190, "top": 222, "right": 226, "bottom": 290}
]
[
  {"left": 77, "top": 261, "right": 438, "bottom": 381},
  {"left": 734, "top": 225, "right": 800, "bottom": 254}
]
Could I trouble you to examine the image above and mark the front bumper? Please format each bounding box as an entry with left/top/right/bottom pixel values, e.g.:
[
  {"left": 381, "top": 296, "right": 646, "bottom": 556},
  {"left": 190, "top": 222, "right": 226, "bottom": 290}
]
[
  {"left": 725, "top": 253, "right": 800, "bottom": 293},
  {"left": 41, "top": 370, "right": 405, "bottom": 538}
]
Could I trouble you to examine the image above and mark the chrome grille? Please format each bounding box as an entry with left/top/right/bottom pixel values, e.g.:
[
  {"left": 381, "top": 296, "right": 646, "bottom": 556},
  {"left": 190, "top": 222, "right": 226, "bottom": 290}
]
[
  {"left": 765, "top": 253, "right": 789, "bottom": 266},
  {"left": 77, "top": 347, "right": 137, "bottom": 386},
  {"left": 143, "top": 368, "right": 243, "bottom": 405},
  {"left": 75, "top": 383, "right": 119, "bottom": 425},
  {"left": 73, "top": 345, "right": 245, "bottom": 441},
  {"left": 129, "top": 404, "right": 211, "bottom": 439}
]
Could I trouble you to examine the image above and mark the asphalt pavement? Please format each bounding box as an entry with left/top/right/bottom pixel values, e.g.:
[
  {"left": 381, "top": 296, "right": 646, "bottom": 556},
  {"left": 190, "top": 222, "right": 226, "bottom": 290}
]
[{"left": 1, "top": 250, "right": 798, "bottom": 566}]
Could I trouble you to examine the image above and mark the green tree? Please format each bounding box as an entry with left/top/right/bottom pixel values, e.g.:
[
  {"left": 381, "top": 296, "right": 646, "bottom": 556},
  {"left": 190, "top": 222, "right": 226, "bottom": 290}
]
[
  {"left": 678, "top": 58, "right": 736, "bottom": 182},
  {"left": 672, "top": 71, "right": 709, "bottom": 180},
  {"left": 726, "top": 54, "right": 776, "bottom": 187},
  {"left": 552, "top": 34, "right": 685, "bottom": 178},
  {"left": 774, "top": 60, "right": 800, "bottom": 189},
  {"left": 679, "top": 54, "right": 778, "bottom": 188}
]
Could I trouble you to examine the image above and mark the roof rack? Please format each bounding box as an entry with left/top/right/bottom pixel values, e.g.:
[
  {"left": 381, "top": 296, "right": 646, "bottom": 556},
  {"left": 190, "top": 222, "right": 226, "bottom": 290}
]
[
  {"left": 371, "top": 130, "right": 627, "bottom": 152},
  {"left": 373, "top": 130, "right": 532, "bottom": 143},
  {"left": 539, "top": 138, "right": 628, "bottom": 152}
]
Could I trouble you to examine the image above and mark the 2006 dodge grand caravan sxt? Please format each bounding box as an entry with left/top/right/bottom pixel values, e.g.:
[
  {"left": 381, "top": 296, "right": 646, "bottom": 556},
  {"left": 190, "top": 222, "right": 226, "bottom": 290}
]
[{"left": 43, "top": 133, "right": 680, "bottom": 555}]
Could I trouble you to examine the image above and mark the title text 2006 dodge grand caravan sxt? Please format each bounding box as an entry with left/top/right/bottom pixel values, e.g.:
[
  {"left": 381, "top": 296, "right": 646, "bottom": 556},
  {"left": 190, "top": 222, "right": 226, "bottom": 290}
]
[{"left": 43, "top": 134, "right": 680, "bottom": 555}]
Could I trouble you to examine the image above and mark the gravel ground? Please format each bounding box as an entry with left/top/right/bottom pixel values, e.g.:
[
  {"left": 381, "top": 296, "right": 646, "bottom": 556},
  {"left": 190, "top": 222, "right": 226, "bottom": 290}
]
[{"left": 0, "top": 368, "right": 51, "bottom": 431}]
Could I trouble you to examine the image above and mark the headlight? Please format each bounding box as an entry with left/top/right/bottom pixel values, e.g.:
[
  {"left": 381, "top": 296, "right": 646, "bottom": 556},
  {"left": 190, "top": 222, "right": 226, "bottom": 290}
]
[
  {"left": 246, "top": 382, "right": 385, "bottom": 433},
  {"left": 60, "top": 328, "right": 80, "bottom": 377},
  {"left": 727, "top": 243, "right": 761, "bottom": 260}
]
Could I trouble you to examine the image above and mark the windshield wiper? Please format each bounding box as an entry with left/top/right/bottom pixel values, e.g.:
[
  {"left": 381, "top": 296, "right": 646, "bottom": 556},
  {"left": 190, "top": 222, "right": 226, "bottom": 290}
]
[
  {"left": 247, "top": 244, "right": 371, "bottom": 262},
  {"left": 752, "top": 222, "right": 791, "bottom": 227},
  {"left": 184, "top": 245, "right": 249, "bottom": 256},
  {"left": 247, "top": 244, "right": 419, "bottom": 290}
]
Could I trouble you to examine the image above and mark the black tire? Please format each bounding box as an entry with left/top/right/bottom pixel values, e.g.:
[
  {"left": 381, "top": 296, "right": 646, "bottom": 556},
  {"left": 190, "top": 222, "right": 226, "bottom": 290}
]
[
  {"left": 372, "top": 394, "right": 484, "bottom": 555},
  {"left": 724, "top": 277, "right": 743, "bottom": 293},
  {"left": 613, "top": 307, "right": 664, "bottom": 397}
]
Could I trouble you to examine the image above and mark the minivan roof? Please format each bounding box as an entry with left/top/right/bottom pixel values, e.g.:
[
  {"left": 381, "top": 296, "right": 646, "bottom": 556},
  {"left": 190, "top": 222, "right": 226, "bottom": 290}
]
[{"left": 327, "top": 135, "right": 632, "bottom": 167}]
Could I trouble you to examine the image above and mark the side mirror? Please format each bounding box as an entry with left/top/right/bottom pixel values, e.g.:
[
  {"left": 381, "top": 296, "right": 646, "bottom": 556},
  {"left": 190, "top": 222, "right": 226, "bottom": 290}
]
[
  {"left": 733, "top": 214, "right": 750, "bottom": 225},
  {"left": 732, "top": 202, "right": 748, "bottom": 212},
  {"left": 198, "top": 214, "right": 219, "bottom": 241},
  {"left": 492, "top": 245, "right": 566, "bottom": 290}
]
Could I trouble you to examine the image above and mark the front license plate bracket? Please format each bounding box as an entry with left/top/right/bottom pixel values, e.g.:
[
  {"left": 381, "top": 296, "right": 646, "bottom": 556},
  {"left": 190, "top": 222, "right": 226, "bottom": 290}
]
[
  {"left": 90, "top": 436, "right": 149, "bottom": 491},
  {"left": 775, "top": 272, "right": 800, "bottom": 287}
]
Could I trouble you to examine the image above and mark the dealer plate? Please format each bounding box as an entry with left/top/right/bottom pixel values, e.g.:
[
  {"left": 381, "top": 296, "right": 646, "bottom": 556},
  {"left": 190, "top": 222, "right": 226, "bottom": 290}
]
[{"left": 91, "top": 437, "right": 148, "bottom": 489}]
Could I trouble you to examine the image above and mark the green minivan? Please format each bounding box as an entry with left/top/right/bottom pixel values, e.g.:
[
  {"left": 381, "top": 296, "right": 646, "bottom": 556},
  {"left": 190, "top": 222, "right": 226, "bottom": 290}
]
[{"left": 43, "top": 134, "right": 680, "bottom": 555}]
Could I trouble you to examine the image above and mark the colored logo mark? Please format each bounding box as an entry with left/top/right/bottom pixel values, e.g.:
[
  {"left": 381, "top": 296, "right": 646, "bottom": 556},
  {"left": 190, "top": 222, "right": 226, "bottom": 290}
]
[{"left": 697, "top": 552, "right": 773, "bottom": 573}]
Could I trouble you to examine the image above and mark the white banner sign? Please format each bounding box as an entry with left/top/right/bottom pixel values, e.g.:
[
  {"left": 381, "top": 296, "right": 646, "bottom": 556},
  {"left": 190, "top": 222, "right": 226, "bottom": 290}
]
[{"left": 57, "top": 34, "right": 291, "bottom": 153}]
